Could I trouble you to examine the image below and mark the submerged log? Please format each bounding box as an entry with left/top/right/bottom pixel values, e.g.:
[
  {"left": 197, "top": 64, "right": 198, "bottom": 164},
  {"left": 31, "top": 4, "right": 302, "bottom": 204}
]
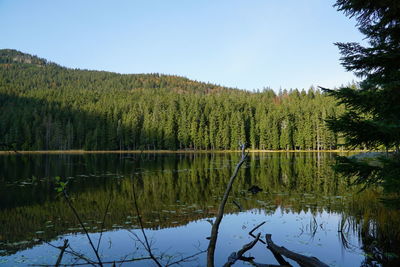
[{"left": 265, "top": 234, "right": 329, "bottom": 267}]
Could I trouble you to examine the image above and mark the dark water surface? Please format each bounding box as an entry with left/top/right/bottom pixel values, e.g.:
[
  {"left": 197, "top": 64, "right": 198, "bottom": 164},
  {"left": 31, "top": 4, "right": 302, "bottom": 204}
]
[{"left": 0, "top": 152, "right": 399, "bottom": 266}]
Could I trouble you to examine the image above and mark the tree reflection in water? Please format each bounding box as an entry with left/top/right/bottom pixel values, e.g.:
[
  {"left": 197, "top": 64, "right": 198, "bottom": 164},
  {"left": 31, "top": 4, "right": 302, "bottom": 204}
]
[{"left": 0, "top": 152, "right": 399, "bottom": 266}]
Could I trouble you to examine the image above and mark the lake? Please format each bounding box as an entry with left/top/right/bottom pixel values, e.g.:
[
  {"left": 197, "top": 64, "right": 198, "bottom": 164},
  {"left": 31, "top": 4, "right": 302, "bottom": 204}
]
[{"left": 0, "top": 152, "right": 399, "bottom": 266}]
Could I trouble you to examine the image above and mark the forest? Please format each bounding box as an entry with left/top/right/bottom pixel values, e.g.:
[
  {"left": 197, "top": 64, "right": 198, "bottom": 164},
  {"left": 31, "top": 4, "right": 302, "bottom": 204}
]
[{"left": 0, "top": 49, "right": 345, "bottom": 151}]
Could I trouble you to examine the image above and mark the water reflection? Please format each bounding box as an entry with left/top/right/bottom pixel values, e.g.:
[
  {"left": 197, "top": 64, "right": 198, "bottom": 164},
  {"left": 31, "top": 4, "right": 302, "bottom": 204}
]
[{"left": 0, "top": 152, "right": 399, "bottom": 266}]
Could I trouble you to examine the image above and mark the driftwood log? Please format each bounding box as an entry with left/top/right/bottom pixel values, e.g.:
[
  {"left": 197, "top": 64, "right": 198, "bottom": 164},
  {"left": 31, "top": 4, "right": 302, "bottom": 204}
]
[{"left": 265, "top": 234, "right": 329, "bottom": 267}]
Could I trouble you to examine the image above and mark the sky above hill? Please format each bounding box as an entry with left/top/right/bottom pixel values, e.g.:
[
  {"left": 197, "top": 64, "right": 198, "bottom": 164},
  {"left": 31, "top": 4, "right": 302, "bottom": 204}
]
[{"left": 0, "top": 0, "right": 364, "bottom": 91}]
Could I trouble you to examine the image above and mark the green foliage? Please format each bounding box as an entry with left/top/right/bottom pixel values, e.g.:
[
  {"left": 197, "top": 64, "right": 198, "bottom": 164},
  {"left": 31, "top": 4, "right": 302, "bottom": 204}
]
[
  {"left": 54, "top": 176, "right": 68, "bottom": 193},
  {"left": 0, "top": 49, "right": 342, "bottom": 151},
  {"left": 324, "top": 1, "right": 400, "bottom": 199},
  {"left": 333, "top": 156, "right": 382, "bottom": 190}
]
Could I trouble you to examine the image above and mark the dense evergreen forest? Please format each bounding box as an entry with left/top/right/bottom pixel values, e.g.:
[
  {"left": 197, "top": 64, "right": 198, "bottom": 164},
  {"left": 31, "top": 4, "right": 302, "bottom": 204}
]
[{"left": 0, "top": 49, "right": 345, "bottom": 151}]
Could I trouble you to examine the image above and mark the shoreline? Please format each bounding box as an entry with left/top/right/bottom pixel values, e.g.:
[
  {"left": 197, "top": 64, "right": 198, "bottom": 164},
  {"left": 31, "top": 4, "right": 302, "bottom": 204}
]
[{"left": 0, "top": 149, "right": 366, "bottom": 155}]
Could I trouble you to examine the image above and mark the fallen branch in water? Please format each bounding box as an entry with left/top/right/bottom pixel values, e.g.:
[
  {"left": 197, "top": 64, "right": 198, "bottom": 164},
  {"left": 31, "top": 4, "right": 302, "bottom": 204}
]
[
  {"left": 249, "top": 221, "right": 266, "bottom": 244},
  {"left": 265, "top": 234, "right": 329, "bottom": 267},
  {"left": 55, "top": 239, "right": 69, "bottom": 267},
  {"left": 207, "top": 143, "right": 248, "bottom": 267},
  {"left": 223, "top": 233, "right": 261, "bottom": 267},
  {"left": 238, "top": 257, "right": 289, "bottom": 267}
]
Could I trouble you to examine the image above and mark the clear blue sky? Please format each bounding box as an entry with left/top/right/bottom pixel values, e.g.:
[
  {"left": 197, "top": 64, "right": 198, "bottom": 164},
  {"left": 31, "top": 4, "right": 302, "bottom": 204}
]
[{"left": 0, "top": 0, "right": 364, "bottom": 91}]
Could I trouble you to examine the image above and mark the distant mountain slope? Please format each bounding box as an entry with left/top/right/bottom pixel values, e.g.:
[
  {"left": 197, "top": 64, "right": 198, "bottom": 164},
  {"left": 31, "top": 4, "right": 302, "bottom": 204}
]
[
  {"left": 0, "top": 49, "right": 343, "bottom": 151},
  {"left": 0, "top": 49, "right": 49, "bottom": 65},
  {"left": 0, "top": 49, "right": 233, "bottom": 95}
]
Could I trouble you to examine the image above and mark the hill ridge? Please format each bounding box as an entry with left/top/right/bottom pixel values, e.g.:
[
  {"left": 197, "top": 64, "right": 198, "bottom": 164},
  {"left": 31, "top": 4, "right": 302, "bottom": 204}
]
[
  {"left": 0, "top": 49, "right": 239, "bottom": 94},
  {"left": 0, "top": 48, "right": 342, "bottom": 152}
]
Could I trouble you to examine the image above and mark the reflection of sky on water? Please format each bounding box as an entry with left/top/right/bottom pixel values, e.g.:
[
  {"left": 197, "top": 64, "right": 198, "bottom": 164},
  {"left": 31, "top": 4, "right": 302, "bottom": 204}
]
[{"left": 4, "top": 209, "right": 364, "bottom": 266}]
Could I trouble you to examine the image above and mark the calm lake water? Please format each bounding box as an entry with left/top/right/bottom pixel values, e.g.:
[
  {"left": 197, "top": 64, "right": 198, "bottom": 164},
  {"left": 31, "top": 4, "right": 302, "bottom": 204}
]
[{"left": 0, "top": 152, "right": 399, "bottom": 266}]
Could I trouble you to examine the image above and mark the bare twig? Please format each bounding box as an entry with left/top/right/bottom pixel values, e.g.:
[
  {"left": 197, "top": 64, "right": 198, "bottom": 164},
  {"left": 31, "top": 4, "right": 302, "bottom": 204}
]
[
  {"left": 132, "top": 179, "right": 163, "bottom": 267},
  {"left": 165, "top": 249, "right": 207, "bottom": 266},
  {"left": 223, "top": 233, "right": 260, "bottom": 267},
  {"left": 96, "top": 191, "right": 112, "bottom": 252},
  {"left": 63, "top": 190, "right": 104, "bottom": 266},
  {"left": 232, "top": 200, "right": 242, "bottom": 211},
  {"left": 118, "top": 254, "right": 129, "bottom": 267},
  {"left": 129, "top": 208, "right": 206, "bottom": 267},
  {"left": 309, "top": 216, "right": 318, "bottom": 240},
  {"left": 55, "top": 239, "right": 69, "bottom": 267},
  {"left": 30, "top": 257, "right": 152, "bottom": 266},
  {"left": 40, "top": 239, "right": 97, "bottom": 266},
  {"left": 206, "top": 219, "right": 214, "bottom": 226},
  {"left": 249, "top": 221, "right": 266, "bottom": 244},
  {"left": 207, "top": 144, "right": 248, "bottom": 267},
  {"left": 238, "top": 256, "right": 288, "bottom": 267}
]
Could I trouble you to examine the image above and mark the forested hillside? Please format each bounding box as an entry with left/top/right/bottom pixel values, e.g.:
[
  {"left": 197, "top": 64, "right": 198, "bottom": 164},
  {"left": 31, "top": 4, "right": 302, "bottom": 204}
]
[{"left": 0, "top": 49, "right": 344, "bottom": 151}]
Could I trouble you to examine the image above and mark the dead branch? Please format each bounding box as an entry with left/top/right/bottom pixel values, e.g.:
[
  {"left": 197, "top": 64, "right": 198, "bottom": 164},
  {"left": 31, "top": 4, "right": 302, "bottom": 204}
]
[
  {"left": 63, "top": 190, "right": 103, "bottom": 266},
  {"left": 269, "top": 250, "right": 291, "bottom": 267},
  {"left": 55, "top": 239, "right": 69, "bottom": 267},
  {"left": 249, "top": 221, "right": 266, "bottom": 244},
  {"left": 265, "top": 234, "right": 329, "bottom": 267},
  {"left": 207, "top": 144, "right": 248, "bottom": 267},
  {"left": 223, "top": 233, "right": 260, "bottom": 267},
  {"left": 38, "top": 239, "right": 97, "bottom": 266},
  {"left": 165, "top": 249, "right": 207, "bottom": 266},
  {"left": 233, "top": 200, "right": 242, "bottom": 211},
  {"left": 96, "top": 192, "right": 112, "bottom": 252},
  {"left": 238, "top": 256, "right": 289, "bottom": 267},
  {"left": 30, "top": 257, "right": 152, "bottom": 266},
  {"left": 132, "top": 180, "right": 163, "bottom": 267}
]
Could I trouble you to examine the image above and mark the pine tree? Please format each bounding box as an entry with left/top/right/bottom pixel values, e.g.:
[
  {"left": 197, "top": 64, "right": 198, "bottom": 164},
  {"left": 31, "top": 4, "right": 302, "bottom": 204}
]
[{"left": 323, "top": 0, "right": 400, "bottom": 202}]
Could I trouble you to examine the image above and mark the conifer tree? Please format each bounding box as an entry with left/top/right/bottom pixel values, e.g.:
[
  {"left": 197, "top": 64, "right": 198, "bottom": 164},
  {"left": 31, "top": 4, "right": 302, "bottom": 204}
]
[
  {"left": 323, "top": 1, "right": 400, "bottom": 201},
  {"left": 0, "top": 49, "right": 341, "bottom": 152}
]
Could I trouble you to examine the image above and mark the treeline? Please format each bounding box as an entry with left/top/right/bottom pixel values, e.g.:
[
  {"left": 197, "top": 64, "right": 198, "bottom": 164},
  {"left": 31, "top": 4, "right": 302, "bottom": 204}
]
[{"left": 0, "top": 49, "right": 345, "bottom": 151}]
